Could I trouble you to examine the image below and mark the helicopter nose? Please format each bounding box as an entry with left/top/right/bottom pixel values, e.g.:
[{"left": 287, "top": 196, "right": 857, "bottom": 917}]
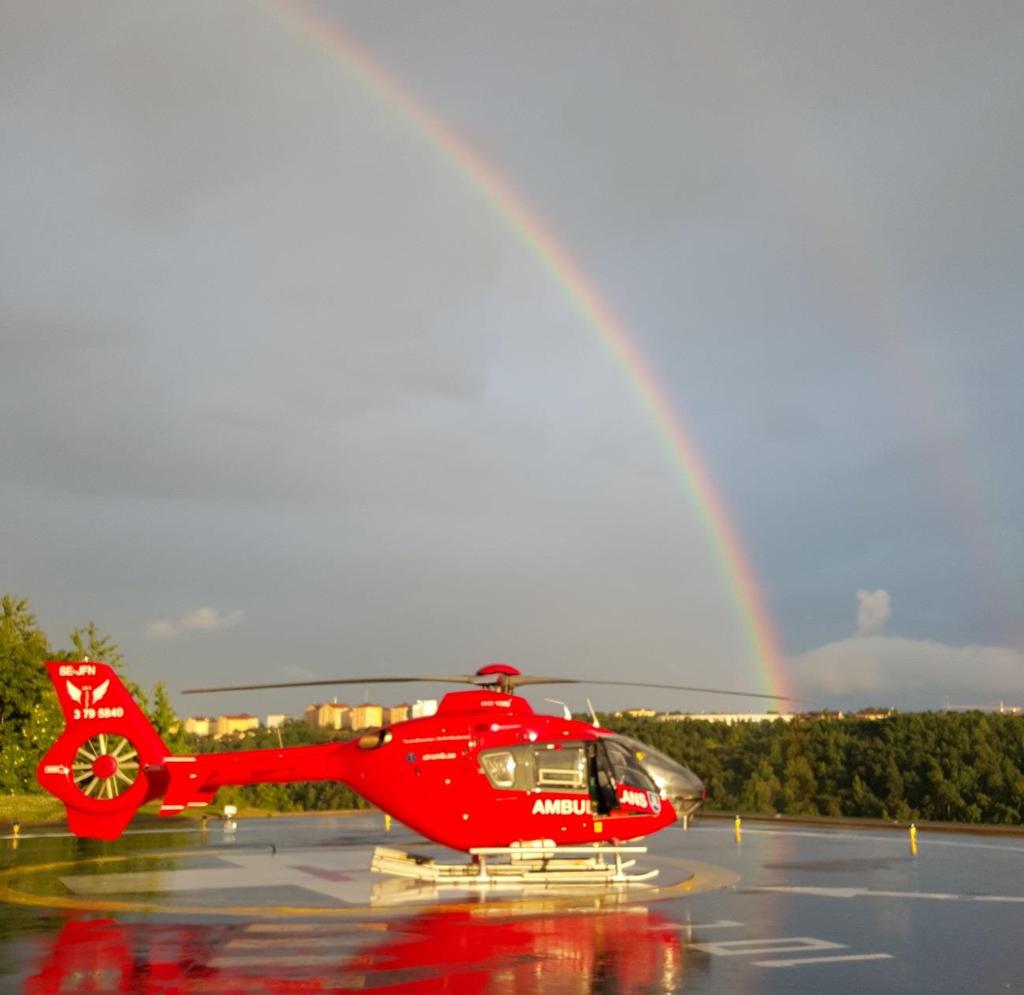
[
  {"left": 643, "top": 757, "right": 706, "bottom": 821},
  {"left": 663, "top": 769, "right": 706, "bottom": 822}
]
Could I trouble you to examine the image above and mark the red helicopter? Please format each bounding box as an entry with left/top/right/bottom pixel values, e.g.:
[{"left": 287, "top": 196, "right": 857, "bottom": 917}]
[{"left": 37, "top": 660, "right": 786, "bottom": 859}]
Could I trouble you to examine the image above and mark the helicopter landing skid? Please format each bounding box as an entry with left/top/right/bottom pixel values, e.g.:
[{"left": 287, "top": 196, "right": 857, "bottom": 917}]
[{"left": 370, "top": 844, "right": 659, "bottom": 886}]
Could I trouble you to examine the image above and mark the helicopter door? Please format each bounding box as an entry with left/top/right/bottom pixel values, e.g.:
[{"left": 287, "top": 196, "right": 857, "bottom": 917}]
[{"left": 587, "top": 741, "right": 620, "bottom": 816}]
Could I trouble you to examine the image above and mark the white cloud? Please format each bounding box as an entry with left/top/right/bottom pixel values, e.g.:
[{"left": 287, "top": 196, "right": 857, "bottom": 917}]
[
  {"left": 788, "top": 587, "right": 1024, "bottom": 705},
  {"left": 146, "top": 607, "right": 244, "bottom": 640},
  {"left": 856, "top": 588, "right": 891, "bottom": 636},
  {"left": 180, "top": 607, "right": 243, "bottom": 632},
  {"left": 790, "top": 634, "right": 1024, "bottom": 704},
  {"left": 790, "top": 636, "right": 1024, "bottom": 703},
  {"left": 145, "top": 619, "right": 179, "bottom": 640}
]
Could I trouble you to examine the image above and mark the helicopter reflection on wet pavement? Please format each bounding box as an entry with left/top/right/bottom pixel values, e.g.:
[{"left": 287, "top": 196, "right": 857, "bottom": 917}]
[{"left": 25, "top": 907, "right": 695, "bottom": 993}]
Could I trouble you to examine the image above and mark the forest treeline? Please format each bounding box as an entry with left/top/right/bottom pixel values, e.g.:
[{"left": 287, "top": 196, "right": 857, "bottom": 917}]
[
  {"left": 3, "top": 595, "right": 1022, "bottom": 824},
  {"left": 602, "top": 712, "right": 1024, "bottom": 824},
  {"left": 198, "top": 711, "right": 1024, "bottom": 824}
]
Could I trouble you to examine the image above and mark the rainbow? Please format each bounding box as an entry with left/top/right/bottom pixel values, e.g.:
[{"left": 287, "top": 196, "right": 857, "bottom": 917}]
[{"left": 269, "top": 0, "right": 793, "bottom": 700}]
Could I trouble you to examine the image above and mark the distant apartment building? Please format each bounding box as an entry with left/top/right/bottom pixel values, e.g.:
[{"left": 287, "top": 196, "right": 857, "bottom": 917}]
[
  {"left": 386, "top": 703, "right": 410, "bottom": 724},
  {"left": 214, "top": 713, "right": 260, "bottom": 737},
  {"left": 942, "top": 702, "right": 1021, "bottom": 715},
  {"left": 349, "top": 703, "right": 384, "bottom": 731},
  {"left": 305, "top": 702, "right": 350, "bottom": 730},
  {"left": 411, "top": 699, "right": 438, "bottom": 719},
  {"left": 302, "top": 698, "right": 438, "bottom": 730},
  {"left": 183, "top": 716, "right": 212, "bottom": 737}
]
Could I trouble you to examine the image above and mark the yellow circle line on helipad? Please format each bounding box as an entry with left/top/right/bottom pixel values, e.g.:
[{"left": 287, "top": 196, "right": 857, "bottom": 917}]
[{"left": 0, "top": 848, "right": 736, "bottom": 919}]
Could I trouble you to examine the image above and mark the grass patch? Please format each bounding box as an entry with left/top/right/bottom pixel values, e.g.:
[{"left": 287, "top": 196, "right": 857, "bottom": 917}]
[
  {"left": 0, "top": 793, "right": 334, "bottom": 831},
  {"left": 0, "top": 794, "right": 267, "bottom": 830},
  {"left": 0, "top": 794, "right": 66, "bottom": 827},
  {"left": 2, "top": 793, "right": 367, "bottom": 833}
]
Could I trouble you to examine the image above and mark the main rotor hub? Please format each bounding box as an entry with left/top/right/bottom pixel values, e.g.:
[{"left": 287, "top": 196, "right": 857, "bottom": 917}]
[
  {"left": 475, "top": 663, "right": 521, "bottom": 677},
  {"left": 475, "top": 663, "right": 521, "bottom": 694}
]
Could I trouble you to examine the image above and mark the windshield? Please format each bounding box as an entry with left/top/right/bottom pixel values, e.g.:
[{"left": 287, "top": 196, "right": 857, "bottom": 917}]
[
  {"left": 613, "top": 735, "right": 705, "bottom": 800},
  {"left": 601, "top": 738, "right": 659, "bottom": 793}
]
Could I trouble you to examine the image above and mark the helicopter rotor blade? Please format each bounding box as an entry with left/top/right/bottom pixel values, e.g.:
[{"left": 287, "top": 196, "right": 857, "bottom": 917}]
[
  {"left": 181, "top": 675, "right": 480, "bottom": 695},
  {"left": 508, "top": 676, "right": 803, "bottom": 702},
  {"left": 183, "top": 672, "right": 803, "bottom": 702}
]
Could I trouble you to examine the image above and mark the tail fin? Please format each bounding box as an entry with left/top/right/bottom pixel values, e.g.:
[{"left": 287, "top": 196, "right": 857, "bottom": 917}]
[
  {"left": 37, "top": 660, "right": 352, "bottom": 840},
  {"left": 37, "top": 660, "right": 171, "bottom": 840}
]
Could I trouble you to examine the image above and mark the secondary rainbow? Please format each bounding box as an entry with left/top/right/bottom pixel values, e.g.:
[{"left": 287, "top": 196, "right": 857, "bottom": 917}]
[
  {"left": 674, "top": 6, "right": 1013, "bottom": 642},
  {"left": 270, "top": 0, "right": 793, "bottom": 700}
]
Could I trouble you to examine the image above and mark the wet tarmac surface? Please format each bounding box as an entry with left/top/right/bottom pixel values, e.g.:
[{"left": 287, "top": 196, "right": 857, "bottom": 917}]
[{"left": 2, "top": 813, "right": 1022, "bottom": 992}]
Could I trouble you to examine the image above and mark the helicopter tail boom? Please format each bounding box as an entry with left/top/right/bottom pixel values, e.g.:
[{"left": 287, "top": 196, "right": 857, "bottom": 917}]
[{"left": 36, "top": 661, "right": 349, "bottom": 840}]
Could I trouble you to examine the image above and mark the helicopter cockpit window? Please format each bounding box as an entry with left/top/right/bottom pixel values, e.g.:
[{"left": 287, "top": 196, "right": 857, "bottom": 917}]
[
  {"left": 603, "top": 739, "right": 659, "bottom": 793},
  {"left": 480, "top": 750, "right": 517, "bottom": 789},
  {"left": 533, "top": 743, "right": 587, "bottom": 792}
]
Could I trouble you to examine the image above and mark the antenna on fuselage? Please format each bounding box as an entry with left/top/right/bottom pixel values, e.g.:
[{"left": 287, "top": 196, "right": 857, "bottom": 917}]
[
  {"left": 544, "top": 698, "right": 572, "bottom": 720},
  {"left": 586, "top": 698, "right": 599, "bottom": 728}
]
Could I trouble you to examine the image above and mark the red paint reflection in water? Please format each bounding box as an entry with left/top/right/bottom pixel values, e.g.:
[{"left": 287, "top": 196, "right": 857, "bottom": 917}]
[{"left": 27, "top": 907, "right": 687, "bottom": 993}]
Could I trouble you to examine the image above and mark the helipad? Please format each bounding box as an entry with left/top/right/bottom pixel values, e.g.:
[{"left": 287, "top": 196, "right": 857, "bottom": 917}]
[{"left": 2, "top": 813, "right": 1022, "bottom": 991}]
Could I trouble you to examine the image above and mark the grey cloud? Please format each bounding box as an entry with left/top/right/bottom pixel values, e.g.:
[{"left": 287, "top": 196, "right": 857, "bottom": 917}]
[{"left": 3, "top": 1, "right": 1023, "bottom": 713}]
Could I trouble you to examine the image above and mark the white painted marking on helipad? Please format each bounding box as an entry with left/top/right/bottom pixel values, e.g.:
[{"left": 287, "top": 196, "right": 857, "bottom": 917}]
[
  {"left": 689, "top": 936, "right": 843, "bottom": 957},
  {"left": 221, "top": 936, "right": 368, "bottom": 951},
  {"left": 240, "top": 922, "right": 391, "bottom": 934},
  {"left": 212, "top": 954, "right": 347, "bottom": 969},
  {"left": 688, "top": 919, "right": 744, "bottom": 930},
  {"left": 755, "top": 885, "right": 1024, "bottom": 903},
  {"left": 60, "top": 851, "right": 372, "bottom": 904},
  {"left": 754, "top": 952, "right": 894, "bottom": 968}
]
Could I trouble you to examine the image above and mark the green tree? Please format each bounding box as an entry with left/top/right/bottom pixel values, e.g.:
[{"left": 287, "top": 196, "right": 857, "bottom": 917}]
[
  {"left": 781, "top": 754, "right": 818, "bottom": 814},
  {"left": 149, "top": 681, "right": 189, "bottom": 752},
  {"left": 0, "top": 596, "right": 56, "bottom": 792},
  {"left": 0, "top": 595, "right": 51, "bottom": 734},
  {"left": 740, "top": 758, "right": 782, "bottom": 813},
  {"left": 66, "top": 622, "right": 123, "bottom": 669}
]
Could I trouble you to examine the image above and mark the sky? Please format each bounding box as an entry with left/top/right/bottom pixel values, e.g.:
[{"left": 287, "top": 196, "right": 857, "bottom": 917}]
[{"left": 2, "top": 1, "right": 1022, "bottom": 719}]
